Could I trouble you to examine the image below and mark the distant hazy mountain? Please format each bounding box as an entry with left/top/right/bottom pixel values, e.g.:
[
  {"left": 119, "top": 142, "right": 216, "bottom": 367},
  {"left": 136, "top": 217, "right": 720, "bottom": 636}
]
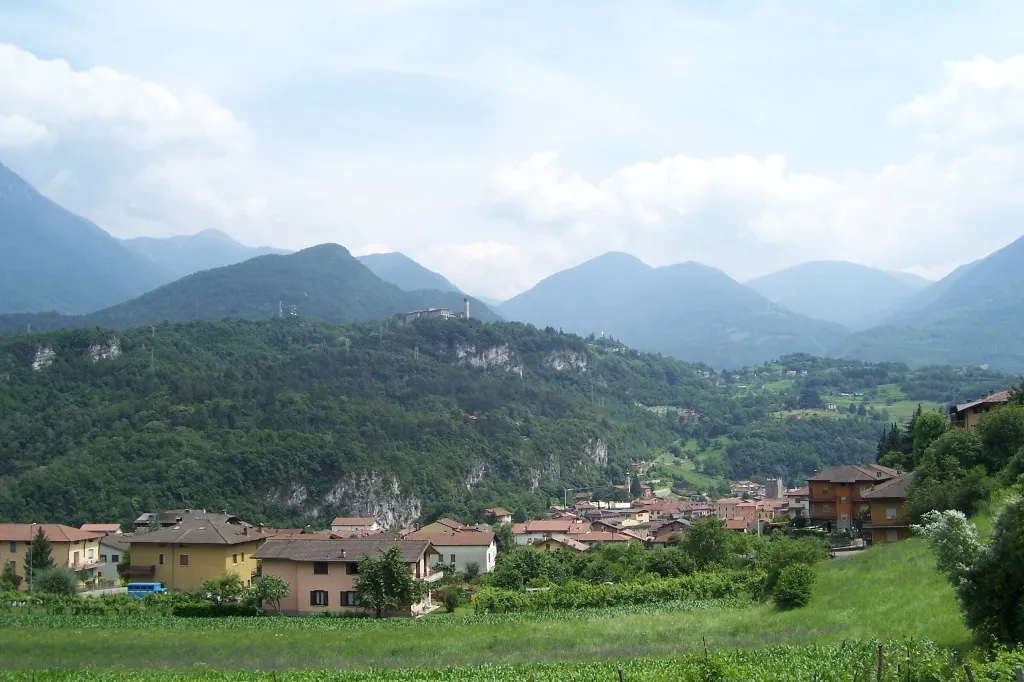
[
  {"left": 0, "top": 162, "right": 169, "bottom": 315},
  {"left": 122, "top": 230, "right": 287, "bottom": 281},
  {"left": 357, "top": 252, "right": 461, "bottom": 293},
  {"left": 475, "top": 295, "right": 505, "bottom": 308},
  {"left": 498, "top": 252, "right": 848, "bottom": 368},
  {"left": 748, "top": 261, "right": 931, "bottom": 330},
  {"left": 0, "top": 244, "right": 497, "bottom": 333},
  {"left": 836, "top": 236, "right": 1024, "bottom": 371}
]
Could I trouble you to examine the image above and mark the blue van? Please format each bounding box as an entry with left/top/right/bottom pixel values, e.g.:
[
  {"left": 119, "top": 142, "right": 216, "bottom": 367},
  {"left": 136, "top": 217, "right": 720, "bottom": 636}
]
[{"left": 127, "top": 582, "right": 167, "bottom": 598}]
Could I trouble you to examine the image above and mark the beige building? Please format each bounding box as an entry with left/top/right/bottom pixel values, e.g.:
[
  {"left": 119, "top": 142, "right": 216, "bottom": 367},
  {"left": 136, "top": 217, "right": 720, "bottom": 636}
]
[
  {"left": 252, "top": 538, "right": 440, "bottom": 616},
  {"left": 0, "top": 524, "right": 102, "bottom": 589},
  {"left": 127, "top": 518, "right": 265, "bottom": 592}
]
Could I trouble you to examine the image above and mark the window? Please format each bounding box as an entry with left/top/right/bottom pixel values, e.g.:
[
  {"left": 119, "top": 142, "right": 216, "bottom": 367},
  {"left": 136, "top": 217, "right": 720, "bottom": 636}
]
[
  {"left": 342, "top": 591, "right": 360, "bottom": 607},
  {"left": 232, "top": 554, "right": 238, "bottom": 566},
  {"left": 159, "top": 553, "right": 165, "bottom": 565},
  {"left": 886, "top": 530, "right": 898, "bottom": 543},
  {"left": 73, "top": 551, "right": 80, "bottom": 565},
  {"left": 241, "top": 553, "right": 245, "bottom": 562},
  {"left": 886, "top": 507, "right": 898, "bottom": 520},
  {"left": 111, "top": 554, "right": 119, "bottom": 564},
  {"left": 310, "top": 590, "right": 329, "bottom": 607},
  {"left": 313, "top": 562, "right": 329, "bottom": 575},
  {"left": 822, "top": 504, "right": 831, "bottom": 512},
  {"left": 346, "top": 563, "right": 359, "bottom": 575},
  {"left": 87, "top": 548, "right": 94, "bottom": 559},
  {"left": 8, "top": 542, "right": 15, "bottom": 553},
  {"left": 449, "top": 554, "right": 456, "bottom": 564},
  {"left": 822, "top": 487, "right": 829, "bottom": 495},
  {"left": 179, "top": 554, "right": 189, "bottom": 567},
  {"left": 840, "top": 496, "right": 847, "bottom": 503},
  {"left": 8, "top": 560, "right": 14, "bottom": 570},
  {"left": 100, "top": 554, "right": 108, "bottom": 563}
]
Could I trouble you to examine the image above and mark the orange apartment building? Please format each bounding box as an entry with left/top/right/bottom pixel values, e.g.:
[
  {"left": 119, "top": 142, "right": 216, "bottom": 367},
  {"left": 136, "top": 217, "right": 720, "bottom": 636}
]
[
  {"left": 807, "top": 464, "right": 901, "bottom": 532},
  {"left": 862, "top": 472, "right": 915, "bottom": 544},
  {"left": 252, "top": 537, "right": 440, "bottom": 616},
  {"left": 951, "top": 391, "right": 1012, "bottom": 430}
]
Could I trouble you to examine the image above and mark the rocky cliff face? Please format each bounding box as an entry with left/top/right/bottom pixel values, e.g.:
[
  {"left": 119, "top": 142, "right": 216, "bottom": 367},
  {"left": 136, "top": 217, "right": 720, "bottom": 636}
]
[
  {"left": 546, "top": 349, "right": 588, "bottom": 373},
  {"left": 31, "top": 347, "right": 55, "bottom": 371},
  {"left": 86, "top": 339, "right": 121, "bottom": 362},
  {"left": 276, "top": 473, "right": 423, "bottom": 528},
  {"left": 455, "top": 343, "right": 524, "bottom": 377}
]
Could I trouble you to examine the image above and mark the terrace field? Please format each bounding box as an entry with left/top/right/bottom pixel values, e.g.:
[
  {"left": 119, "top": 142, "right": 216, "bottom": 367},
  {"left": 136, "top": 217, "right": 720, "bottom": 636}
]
[{"left": 0, "top": 538, "right": 970, "bottom": 678}]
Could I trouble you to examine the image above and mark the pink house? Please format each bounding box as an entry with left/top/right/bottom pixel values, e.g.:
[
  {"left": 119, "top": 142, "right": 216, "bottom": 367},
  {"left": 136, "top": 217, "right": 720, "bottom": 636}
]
[{"left": 252, "top": 537, "right": 441, "bottom": 616}]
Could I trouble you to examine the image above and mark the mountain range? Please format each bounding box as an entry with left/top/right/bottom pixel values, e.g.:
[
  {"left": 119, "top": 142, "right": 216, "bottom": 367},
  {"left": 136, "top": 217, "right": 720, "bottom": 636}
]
[
  {"left": 747, "top": 261, "right": 931, "bottom": 331},
  {"left": 498, "top": 253, "right": 848, "bottom": 369},
  {"left": 2, "top": 161, "right": 1023, "bottom": 370}
]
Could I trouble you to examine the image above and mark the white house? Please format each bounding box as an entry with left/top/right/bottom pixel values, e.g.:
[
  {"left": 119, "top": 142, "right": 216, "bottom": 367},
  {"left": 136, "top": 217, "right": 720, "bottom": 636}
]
[
  {"left": 405, "top": 529, "right": 497, "bottom": 574},
  {"left": 96, "top": 534, "right": 129, "bottom": 583},
  {"left": 330, "top": 517, "right": 380, "bottom": 533}
]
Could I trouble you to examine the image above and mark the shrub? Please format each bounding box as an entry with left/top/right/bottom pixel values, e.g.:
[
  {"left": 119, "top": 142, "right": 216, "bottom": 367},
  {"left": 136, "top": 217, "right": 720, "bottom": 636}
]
[
  {"left": 773, "top": 564, "right": 814, "bottom": 610},
  {"left": 171, "top": 601, "right": 260, "bottom": 618},
  {"left": 463, "top": 562, "right": 481, "bottom": 582},
  {"left": 439, "top": 585, "right": 464, "bottom": 613},
  {"left": 34, "top": 567, "right": 78, "bottom": 596}
]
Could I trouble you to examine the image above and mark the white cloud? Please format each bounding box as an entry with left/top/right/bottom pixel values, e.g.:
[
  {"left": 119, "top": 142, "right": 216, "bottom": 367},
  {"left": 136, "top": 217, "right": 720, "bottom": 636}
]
[
  {"left": 0, "top": 113, "right": 48, "bottom": 149},
  {"left": 0, "top": 43, "right": 246, "bottom": 150}
]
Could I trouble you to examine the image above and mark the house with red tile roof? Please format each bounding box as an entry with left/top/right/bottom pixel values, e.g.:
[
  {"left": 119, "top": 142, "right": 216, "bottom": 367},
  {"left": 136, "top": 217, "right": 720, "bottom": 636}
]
[
  {"left": 0, "top": 524, "right": 102, "bottom": 589},
  {"left": 512, "top": 519, "right": 591, "bottom": 546},
  {"left": 534, "top": 534, "right": 589, "bottom": 552},
  {"left": 404, "top": 529, "right": 497, "bottom": 573},
  {"left": 952, "top": 390, "right": 1012, "bottom": 429},
  {"left": 80, "top": 523, "right": 122, "bottom": 535}
]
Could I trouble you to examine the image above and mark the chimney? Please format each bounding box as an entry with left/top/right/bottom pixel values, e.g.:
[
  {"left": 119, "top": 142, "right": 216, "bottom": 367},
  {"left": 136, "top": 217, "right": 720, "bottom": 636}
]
[
  {"left": 244, "top": 526, "right": 249, "bottom": 537},
  {"left": 463, "top": 298, "right": 470, "bottom": 320}
]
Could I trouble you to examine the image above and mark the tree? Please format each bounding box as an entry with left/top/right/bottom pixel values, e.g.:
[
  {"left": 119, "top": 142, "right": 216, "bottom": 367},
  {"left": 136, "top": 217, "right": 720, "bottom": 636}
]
[
  {"left": 957, "top": 497, "right": 1024, "bottom": 645},
  {"left": 773, "top": 564, "right": 814, "bottom": 610},
  {"left": 199, "top": 573, "right": 245, "bottom": 603},
  {"left": 355, "top": 545, "right": 421, "bottom": 618},
  {"left": 977, "top": 405, "right": 1024, "bottom": 472},
  {"left": 912, "top": 509, "right": 981, "bottom": 586},
  {"left": 26, "top": 527, "right": 54, "bottom": 583},
  {"left": 1010, "top": 377, "right": 1024, "bottom": 406},
  {"left": 463, "top": 562, "right": 481, "bottom": 582},
  {"left": 0, "top": 562, "right": 20, "bottom": 591},
  {"left": 797, "top": 387, "right": 821, "bottom": 410},
  {"left": 494, "top": 523, "right": 516, "bottom": 553},
  {"left": 34, "top": 567, "right": 78, "bottom": 596},
  {"left": 682, "top": 518, "right": 732, "bottom": 569},
  {"left": 907, "top": 430, "right": 993, "bottom": 519},
  {"left": 630, "top": 473, "right": 643, "bottom": 498},
  {"left": 253, "top": 575, "right": 289, "bottom": 614},
  {"left": 912, "top": 412, "right": 948, "bottom": 467},
  {"left": 439, "top": 585, "right": 463, "bottom": 613}
]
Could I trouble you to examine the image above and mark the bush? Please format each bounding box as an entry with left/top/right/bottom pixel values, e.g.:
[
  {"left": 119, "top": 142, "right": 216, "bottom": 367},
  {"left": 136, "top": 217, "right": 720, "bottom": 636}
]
[
  {"left": 34, "top": 567, "right": 78, "bottom": 596},
  {"left": 171, "top": 601, "right": 260, "bottom": 618},
  {"left": 773, "top": 564, "right": 814, "bottom": 610},
  {"left": 439, "top": 585, "right": 464, "bottom": 613}
]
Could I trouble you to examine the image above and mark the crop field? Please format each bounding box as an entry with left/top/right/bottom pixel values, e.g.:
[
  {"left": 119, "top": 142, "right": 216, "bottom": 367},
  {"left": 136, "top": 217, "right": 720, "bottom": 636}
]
[{"left": 0, "top": 538, "right": 970, "bottom": 679}]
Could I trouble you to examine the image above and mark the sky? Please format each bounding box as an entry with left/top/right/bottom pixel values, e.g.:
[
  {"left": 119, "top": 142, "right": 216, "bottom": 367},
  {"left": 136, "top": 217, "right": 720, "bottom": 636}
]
[{"left": 3, "top": 1, "right": 1024, "bottom": 299}]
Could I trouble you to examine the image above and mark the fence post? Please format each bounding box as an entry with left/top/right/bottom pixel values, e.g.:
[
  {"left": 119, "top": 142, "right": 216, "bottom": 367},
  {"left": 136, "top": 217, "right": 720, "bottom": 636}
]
[
  {"left": 964, "top": 664, "right": 975, "bottom": 682},
  {"left": 1015, "top": 665, "right": 1023, "bottom": 682},
  {"left": 618, "top": 668, "right": 625, "bottom": 682},
  {"left": 876, "top": 642, "right": 883, "bottom": 682}
]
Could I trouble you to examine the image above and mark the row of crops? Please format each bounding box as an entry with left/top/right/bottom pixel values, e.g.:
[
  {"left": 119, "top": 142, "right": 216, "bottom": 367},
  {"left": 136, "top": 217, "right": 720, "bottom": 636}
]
[{"left": 0, "top": 640, "right": 1001, "bottom": 681}]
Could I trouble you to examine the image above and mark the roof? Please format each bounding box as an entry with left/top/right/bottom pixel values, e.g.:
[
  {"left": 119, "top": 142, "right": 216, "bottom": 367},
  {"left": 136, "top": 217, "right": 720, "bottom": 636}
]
[
  {"left": 515, "top": 520, "right": 589, "bottom": 534},
  {"left": 128, "top": 518, "right": 260, "bottom": 546},
  {"left": 253, "top": 538, "right": 432, "bottom": 564},
  {"left": 406, "top": 530, "right": 495, "bottom": 546},
  {"left": 80, "top": 523, "right": 122, "bottom": 533},
  {"left": 434, "top": 518, "right": 470, "bottom": 530},
  {"left": 716, "top": 498, "right": 743, "bottom": 504},
  {"left": 330, "top": 517, "right": 377, "bottom": 527},
  {"left": 861, "top": 472, "right": 916, "bottom": 500},
  {"left": 956, "top": 390, "right": 1012, "bottom": 414},
  {"left": 807, "top": 464, "right": 900, "bottom": 483},
  {"left": 134, "top": 510, "right": 244, "bottom": 527},
  {"left": 725, "top": 519, "right": 749, "bottom": 530},
  {"left": 100, "top": 534, "right": 131, "bottom": 552},
  {"left": 484, "top": 507, "right": 511, "bottom": 516},
  {"left": 0, "top": 524, "right": 101, "bottom": 543},
  {"left": 785, "top": 487, "right": 810, "bottom": 497},
  {"left": 540, "top": 534, "right": 589, "bottom": 551},
  {"left": 572, "top": 531, "right": 633, "bottom": 543}
]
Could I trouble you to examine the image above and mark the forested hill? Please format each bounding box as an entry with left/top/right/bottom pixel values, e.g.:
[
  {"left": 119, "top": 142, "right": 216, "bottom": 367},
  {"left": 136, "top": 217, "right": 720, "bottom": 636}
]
[
  {"left": 0, "top": 318, "right": 724, "bottom": 527},
  {"left": 0, "top": 244, "right": 497, "bottom": 334}
]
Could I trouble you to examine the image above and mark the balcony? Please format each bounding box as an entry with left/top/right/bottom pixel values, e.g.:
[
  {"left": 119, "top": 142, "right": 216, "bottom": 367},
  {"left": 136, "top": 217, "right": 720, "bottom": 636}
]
[
  {"left": 422, "top": 571, "right": 444, "bottom": 584},
  {"left": 69, "top": 559, "right": 99, "bottom": 572},
  {"left": 121, "top": 564, "right": 156, "bottom": 577}
]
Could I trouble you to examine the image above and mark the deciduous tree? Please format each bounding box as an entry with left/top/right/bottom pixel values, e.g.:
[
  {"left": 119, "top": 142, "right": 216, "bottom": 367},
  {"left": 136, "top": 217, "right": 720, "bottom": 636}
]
[{"left": 355, "top": 545, "right": 421, "bottom": 618}]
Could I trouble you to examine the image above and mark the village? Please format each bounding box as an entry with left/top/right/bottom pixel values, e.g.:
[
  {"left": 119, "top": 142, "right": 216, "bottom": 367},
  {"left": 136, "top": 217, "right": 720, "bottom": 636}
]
[{"left": 0, "top": 454, "right": 917, "bottom": 617}]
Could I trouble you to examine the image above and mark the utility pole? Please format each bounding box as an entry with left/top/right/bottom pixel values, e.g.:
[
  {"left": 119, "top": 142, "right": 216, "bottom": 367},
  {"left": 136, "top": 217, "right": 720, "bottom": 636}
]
[
  {"left": 195, "top": 302, "right": 199, "bottom": 320},
  {"left": 28, "top": 522, "right": 34, "bottom": 592}
]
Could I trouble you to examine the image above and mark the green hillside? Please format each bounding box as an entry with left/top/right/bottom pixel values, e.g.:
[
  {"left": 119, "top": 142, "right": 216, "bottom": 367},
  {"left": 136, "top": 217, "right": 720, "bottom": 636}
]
[{"left": 0, "top": 244, "right": 497, "bottom": 334}]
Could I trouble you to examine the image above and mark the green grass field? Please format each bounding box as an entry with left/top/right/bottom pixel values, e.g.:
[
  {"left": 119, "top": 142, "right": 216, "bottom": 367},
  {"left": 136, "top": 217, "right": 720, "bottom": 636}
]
[{"left": 0, "top": 538, "right": 970, "bottom": 674}]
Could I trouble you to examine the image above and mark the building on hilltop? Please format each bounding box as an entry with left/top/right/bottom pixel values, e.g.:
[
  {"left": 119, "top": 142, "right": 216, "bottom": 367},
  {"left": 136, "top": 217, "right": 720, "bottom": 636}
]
[
  {"left": 861, "top": 472, "right": 916, "bottom": 545},
  {"left": 950, "top": 390, "right": 1012, "bottom": 430},
  {"left": 806, "top": 464, "right": 900, "bottom": 533}
]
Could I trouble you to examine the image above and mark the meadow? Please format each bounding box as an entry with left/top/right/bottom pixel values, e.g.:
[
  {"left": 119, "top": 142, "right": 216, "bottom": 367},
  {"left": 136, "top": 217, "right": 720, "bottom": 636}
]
[{"left": 0, "top": 538, "right": 971, "bottom": 677}]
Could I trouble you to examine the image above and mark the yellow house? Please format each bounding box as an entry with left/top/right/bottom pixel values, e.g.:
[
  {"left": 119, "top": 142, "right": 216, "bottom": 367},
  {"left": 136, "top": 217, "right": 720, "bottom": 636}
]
[
  {"left": 862, "top": 472, "right": 915, "bottom": 545},
  {"left": 0, "top": 524, "right": 102, "bottom": 590},
  {"left": 127, "top": 518, "right": 266, "bottom": 592}
]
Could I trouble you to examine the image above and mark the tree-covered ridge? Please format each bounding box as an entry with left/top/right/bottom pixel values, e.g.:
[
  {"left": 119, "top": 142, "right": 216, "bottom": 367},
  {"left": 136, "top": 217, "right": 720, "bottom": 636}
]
[{"left": 0, "top": 319, "right": 720, "bottom": 527}]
